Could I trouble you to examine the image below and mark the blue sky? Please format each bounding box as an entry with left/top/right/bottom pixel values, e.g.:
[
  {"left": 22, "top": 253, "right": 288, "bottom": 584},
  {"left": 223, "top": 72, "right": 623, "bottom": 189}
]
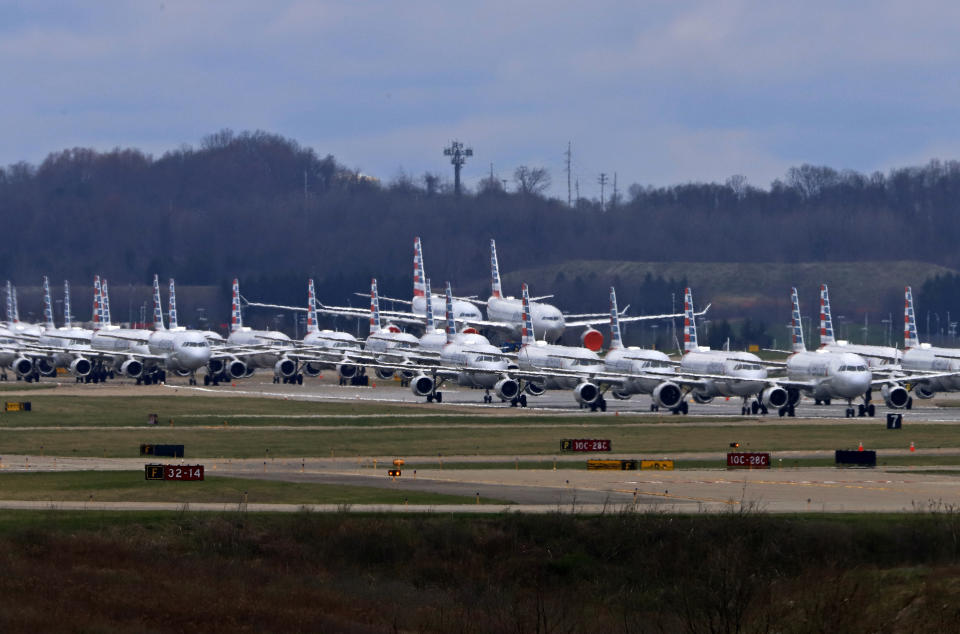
[{"left": 2, "top": 1, "right": 959, "bottom": 199}]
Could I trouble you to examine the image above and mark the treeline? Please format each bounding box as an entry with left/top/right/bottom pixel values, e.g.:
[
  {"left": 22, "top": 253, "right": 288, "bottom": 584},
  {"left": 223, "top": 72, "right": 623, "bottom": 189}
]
[{"left": 4, "top": 129, "right": 960, "bottom": 328}]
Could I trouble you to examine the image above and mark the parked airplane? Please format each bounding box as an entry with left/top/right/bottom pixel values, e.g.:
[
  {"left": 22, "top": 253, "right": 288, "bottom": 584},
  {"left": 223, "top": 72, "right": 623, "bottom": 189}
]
[
  {"left": 817, "top": 284, "right": 901, "bottom": 367},
  {"left": 898, "top": 286, "right": 960, "bottom": 401},
  {"left": 16, "top": 277, "right": 95, "bottom": 381},
  {"left": 4, "top": 281, "right": 43, "bottom": 338}
]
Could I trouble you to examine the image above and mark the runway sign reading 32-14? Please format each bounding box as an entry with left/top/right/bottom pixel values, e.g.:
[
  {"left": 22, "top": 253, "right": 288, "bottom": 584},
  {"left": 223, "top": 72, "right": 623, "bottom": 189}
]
[
  {"left": 726, "top": 452, "right": 770, "bottom": 469},
  {"left": 561, "top": 439, "right": 611, "bottom": 452},
  {"left": 144, "top": 464, "right": 204, "bottom": 480}
]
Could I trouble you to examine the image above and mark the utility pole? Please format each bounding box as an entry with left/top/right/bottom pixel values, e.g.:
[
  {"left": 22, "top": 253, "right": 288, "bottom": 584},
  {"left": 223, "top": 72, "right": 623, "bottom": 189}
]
[
  {"left": 575, "top": 178, "right": 580, "bottom": 204},
  {"left": 598, "top": 173, "right": 608, "bottom": 211},
  {"left": 612, "top": 172, "right": 618, "bottom": 208},
  {"left": 443, "top": 141, "right": 473, "bottom": 196},
  {"left": 564, "top": 142, "right": 572, "bottom": 207}
]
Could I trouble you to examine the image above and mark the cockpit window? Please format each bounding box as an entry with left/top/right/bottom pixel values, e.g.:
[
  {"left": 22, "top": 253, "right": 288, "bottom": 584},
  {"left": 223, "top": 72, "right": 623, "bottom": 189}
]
[
  {"left": 574, "top": 358, "right": 602, "bottom": 366},
  {"left": 839, "top": 364, "right": 867, "bottom": 372},
  {"left": 734, "top": 363, "right": 761, "bottom": 371}
]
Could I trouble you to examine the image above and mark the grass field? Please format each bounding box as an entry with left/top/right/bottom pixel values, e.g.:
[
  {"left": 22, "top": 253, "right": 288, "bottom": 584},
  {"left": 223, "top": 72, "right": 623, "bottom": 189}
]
[{"left": 0, "top": 471, "right": 502, "bottom": 504}]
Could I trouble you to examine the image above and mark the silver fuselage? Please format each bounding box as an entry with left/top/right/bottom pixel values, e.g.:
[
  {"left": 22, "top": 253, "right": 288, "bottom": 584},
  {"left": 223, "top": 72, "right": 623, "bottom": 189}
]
[
  {"left": 680, "top": 349, "right": 768, "bottom": 398},
  {"left": 487, "top": 296, "right": 566, "bottom": 342},
  {"left": 604, "top": 347, "right": 677, "bottom": 394},
  {"left": 786, "top": 350, "right": 871, "bottom": 401},
  {"left": 517, "top": 340, "right": 603, "bottom": 389}
]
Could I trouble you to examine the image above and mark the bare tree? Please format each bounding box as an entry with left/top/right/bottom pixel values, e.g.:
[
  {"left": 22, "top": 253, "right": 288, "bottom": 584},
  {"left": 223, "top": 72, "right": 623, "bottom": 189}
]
[{"left": 514, "top": 166, "right": 551, "bottom": 196}]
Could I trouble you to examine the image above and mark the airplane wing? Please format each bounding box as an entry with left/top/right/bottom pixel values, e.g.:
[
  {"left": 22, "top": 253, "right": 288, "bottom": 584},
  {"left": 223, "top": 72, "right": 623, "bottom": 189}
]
[{"left": 564, "top": 304, "right": 710, "bottom": 328}]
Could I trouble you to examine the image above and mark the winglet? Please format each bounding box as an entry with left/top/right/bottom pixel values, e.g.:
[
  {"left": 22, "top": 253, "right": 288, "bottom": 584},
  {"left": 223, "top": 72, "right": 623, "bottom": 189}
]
[
  {"left": 490, "top": 239, "right": 502, "bottom": 298},
  {"left": 905, "top": 286, "right": 920, "bottom": 350},
  {"left": 41, "top": 276, "right": 55, "bottom": 329},
  {"left": 790, "top": 287, "right": 806, "bottom": 353},
  {"left": 609, "top": 286, "right": 623, "bottom": 350},
  {"left": 306, "top": 279, "right": 319, "bottom": 334},
  {"left": 152, "top": 275, "right": 165, "bottom": 330},
  {"left": 444, "top": 281, "right": 456, "bottom": 343},
  {"left": 424, "top": 278, "right": 436, "bottom": 331},
  {"left": 231, "top": 278, "right": 242, "bottom": 332},
  {"left": 819, "top": 284, "right": 835, "bottom": 346},
  {"left": 413, "top": 237, "right": 427, "bottom": 298},
  {"left": 63, "top": 280, "right": 73, "bottom": 329},
  {"left": 369, "top": 278, "right": 381, "bottom": 334},
  {"left": 168, "top": 279, "right": 179, "bottom": 329},
  {"left": 521, "top": 283, "right": 535, "bottom": 345},
  {"left": 683, "top": 287, "right": 698, "bottom": 352}
]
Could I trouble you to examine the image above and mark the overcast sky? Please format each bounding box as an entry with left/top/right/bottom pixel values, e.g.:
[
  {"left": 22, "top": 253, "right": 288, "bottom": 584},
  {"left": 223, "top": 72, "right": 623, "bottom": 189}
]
[{"left": 2, "top": 1, "right": 959, "bottom": 198}]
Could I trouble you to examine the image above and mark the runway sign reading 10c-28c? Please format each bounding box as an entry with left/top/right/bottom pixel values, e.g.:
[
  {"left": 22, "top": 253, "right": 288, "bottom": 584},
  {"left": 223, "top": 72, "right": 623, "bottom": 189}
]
[
  {"left": 144, "top": 464, "right": 205, "bottom": 481},
  {"left": 726, "top": 453, "right": 770, "bottom": 469},
  {"left": 561, "top": 439, "right": 611, "bottom": 452}
]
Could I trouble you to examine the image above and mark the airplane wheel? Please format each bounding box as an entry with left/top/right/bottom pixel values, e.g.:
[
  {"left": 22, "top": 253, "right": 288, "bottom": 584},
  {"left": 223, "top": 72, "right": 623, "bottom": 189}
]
[
  {"left": 788, "top": 405, "right": 795, "bottom": 417},
  {"left": 436, "top": 392, "right": 442, "bottom": 403},
  {"left": 825, "top": 398, "right": 831, "bottom": 406},
  {"left": 598, "top": 398, "right": 607, "bottom": 412},
  {"left": 680, "top": 401, "right": 688, "bottom": 415},
  {"left": 761, "top": 405, "right": 768, "bottom": 415},
  {"left": 815, "top": 399, "right": 821, "bottom": 405},
  {"left": 779, "top": 407, "right": 786, "bottom": 417},
  {"left": 906, "top": 398, "right": 913, "bottom": 410},
  {"left": 510, "top": 397, "right": 518, "bottom": 407},
  {"left": 858, "top": 404, "right": 866, "bottom": 417},
  {"left": 426, "top": 394, "right": 434, "bottom": 403},
  {"left": 297, "top": 374, "right": 303, "bottom": 385},
  {"left": 519, "top": 394, "right": 527, "bottom": 407},
  {"left": 751, "top": 401, "right": 760, "bottom": 415},
  {"left": 867, "top": 404, "right": 876, "bottom": 417},
  {"left": 204, "top": 375, "right": 210, "bottom": 386}
]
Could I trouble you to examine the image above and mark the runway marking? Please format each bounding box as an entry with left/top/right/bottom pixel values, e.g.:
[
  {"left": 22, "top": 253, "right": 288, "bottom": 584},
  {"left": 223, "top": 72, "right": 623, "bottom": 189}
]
[{"left": 612, "top": 488, "right": 737, "bottom": 505}]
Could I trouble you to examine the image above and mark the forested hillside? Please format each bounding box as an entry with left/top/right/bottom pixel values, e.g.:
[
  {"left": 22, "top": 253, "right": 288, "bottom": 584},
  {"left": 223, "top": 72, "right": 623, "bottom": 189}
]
[{"left": 4, "top": 129, "right": 960, "bottom": 344}]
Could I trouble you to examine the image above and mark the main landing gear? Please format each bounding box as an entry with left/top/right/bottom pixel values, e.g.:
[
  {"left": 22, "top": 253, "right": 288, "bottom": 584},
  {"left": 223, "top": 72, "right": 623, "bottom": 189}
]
[
  {"left": 509, "top": 394, "right": 528, "bottom": 407},
  {"left": 670, "top": 401, "right": 689, "bottom": 415},
  {"left": 276, "top": 374, "right": 304, "bottom": 385},
  {"left": 188, "top": 372, "right": 198, "bottom": 386},
  {"left": 483, "top": 389, "right": 493, "bottom": 404},
  {"left": 743, "top": 398, "right": 770, "bottom": 416}
]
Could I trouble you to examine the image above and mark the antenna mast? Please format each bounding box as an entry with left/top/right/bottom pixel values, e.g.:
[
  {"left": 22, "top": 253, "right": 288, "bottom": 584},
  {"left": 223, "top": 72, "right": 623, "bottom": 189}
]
[{"left": 443, "top": 140, "right": 473, "bottom": 196}]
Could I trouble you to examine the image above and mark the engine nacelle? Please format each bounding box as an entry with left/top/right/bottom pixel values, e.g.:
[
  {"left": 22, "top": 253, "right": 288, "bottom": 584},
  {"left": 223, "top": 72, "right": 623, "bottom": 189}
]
[
  {"left": 303, "top": 362, "right": 323, "bottom": 377},
  {"left": 882, "top": 383, "right": 909, "bottom": 409},
  {"left": 227, "top": 359, "right": 248, "bottom": 379},
  {"left": 581, "top": 328, "right": 604, "bottom": 352},
  {"left": 760, "top": 386, "right": 789, "bottom": 410},
  {"left": 175, "top": 369, "right": 192, "bottom": 377},
  {"left": 208, "top": 358, "right": 225, "bottom": 375},
  {"left": 652, "top": 382, "right": 683, "bottom": 409},
  {"left": 13, "top": 357, "right": 33, "bottom": 377},
  {"left": 573, "top": 381, "right": 600, "bottom": 405},
  {"left": 611, "top": 388, "right": 633, "bottom": 400},
  {"left": 120, "top": 358, "right": 143, "bottom": 378},
  {"left": 692, "top": 392, "right": 714, "bottom": 405},
  {"left": 494, "top": 377, "right": 520, "bottom": 400},
  {"left": 375, "top": 367, "right": 395, "bottom": 380},
  {"left": 913, "top": 384, "right": 936, "bottom": 399},
  {"left": 410, "top": 374, "right": 435, "bottom": 397},
  {"left": 36, "top": 357, "right": 57, "bottom": 377},
  {"left": 524, "top": 381, "right": 546, "bottom": 396},
  {"left": 69, "top": 357, "right": 92, "bottom": 377},
  {"left": 274, "top": 358, "right": 298, "bottom": 378},
  {"left": 337, "top": 363, "right": 358, "bottom": 379}
]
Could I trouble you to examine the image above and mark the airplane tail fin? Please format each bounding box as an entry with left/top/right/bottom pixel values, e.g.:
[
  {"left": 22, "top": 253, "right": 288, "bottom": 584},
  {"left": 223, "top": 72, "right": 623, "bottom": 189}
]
[
  {"left": 168, "top": 279, "right": 179, "bottom": 329},
  {"left": 152, "top": 275, "right": 165, "bottom": 330},
  {"left": 92, "top": 276, "right": 102, "bottom": 330},
  {"left": 790, "top": 287, "right": 806, "bottom": 353},
  {"left": 490, "top": 239, "right": 502, "bottom": 298},
  {"left": 413, "top": 237, "right": 427, "bottom": 298},
  {"left": 11, "top": 285, "right": 19, "bottom": 323},
  {"left": 444, "top": 281, "right": 456, "bottom": 343},
  {"left": 4, "top": 281, "right": 11, "bottom": 323},
  {"left": 306, "top": 279, "right": 319, "bottom": 334},
  {"left": 521, "top": 283, "right": 535, "bottom": 345},
  {"left": 41, "top": 276, "right": 55, "bottom": 329},
  {"left": 424, "top": 278, "right": 436, "bottom": 331},
  {"left": 230, "top": 278, "right": 242, "bottom": 332},
  {"left": 819, "top": 284, "right": 836, "bottom": 346},
  {"left": 905, "top": 286, "right": 920, "bottom": 349},
  {"left": 369, "top": 278, "right": 381, "bottom": 333},
  {"left": 683, "top": 287, "right": 698, "bottom": 352},
  {"left": 101, "top": 280, "right": 112, "bottom": 327},
  {"left": 609, "top": 286, "right": 623, "bottom": 350},
  {"left": 63, "top": 280, "right": 73, "bottom": 329}
]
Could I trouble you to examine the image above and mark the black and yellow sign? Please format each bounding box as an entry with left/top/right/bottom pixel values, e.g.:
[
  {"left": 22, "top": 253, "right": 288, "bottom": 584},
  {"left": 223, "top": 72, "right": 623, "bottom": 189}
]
[
  {"left": 388, "top": 469, "right": 402, "bottom": 477},
  {"left": 640, "top": 460, "right": 675, "bottom": 471},
  {"left": 587, "top": 459, "right": 638, "bottom": 471},
  {"left": 4, "top": 402, "right": 31, "bottom": 412},
  {"left": 144, "top": 464, "right": 165, "bottom": 480}
]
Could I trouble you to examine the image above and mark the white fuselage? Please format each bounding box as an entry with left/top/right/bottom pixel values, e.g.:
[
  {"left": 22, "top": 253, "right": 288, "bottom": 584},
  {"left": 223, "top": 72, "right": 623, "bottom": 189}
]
[
  {"left": 604, "top": 347, "right": 677, "bottom": 395},
  {"left": 439, "top": 338, "right": 511, "bottom": 389},
  {"left": 487, "top": 296, "right": 566, "bottom": 341},
  {"left": 37, "top": 327, "right": 94, "bottom": 367},
  {"left": 819, "top": 341, "right": 900, "bottom": 368},
  {"left": 902, "top": 346, "right": 960, "bottom": 392},
  {"left": 227, "top": 328, "right": 293, "bottom": 369},
  {"left": 303, "top": 329, "right": 362, "bottom": 354},
  {"left": 412, "top": 295, "right": 483, "bottom": 323},
  {"left": 786, "top": 350, "right": 871, "bottom": 401},
  {"left": 681, "top": 349, "right": 768, "bottom": 398},
  {"left": 517, "top": 340, "right": 603, "bottom": 389},
  {"left": 364, "top": 329, "right": 421, "bottom": 356},
  {"left": 92, "top": 327, "right": 211, "bottom": 372}
]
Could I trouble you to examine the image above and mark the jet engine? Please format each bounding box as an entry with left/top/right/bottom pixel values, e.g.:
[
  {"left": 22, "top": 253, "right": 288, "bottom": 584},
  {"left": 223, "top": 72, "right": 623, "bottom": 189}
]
[
  {"left": 69, "top": 357, "right": 92, "bottom": 378},
  {"left": 120, "top": 358, "right": 143, "bottom": 378},
  {"left": 13, "top": 357, "right": 33, "bottom": 377},
  {"left": 913, "top": 384, "right": 936, "bottom": 399},
  {"left": 303, "top": 362, "right": 323, "bottom": 377},
  {"left": 882, "top": 383, "right": 909, "bottom": 409},
  {"left": 652, "top": 382, "right": 684, "bottom": 409},
  {"left": 227, "top": 358, "right": 248, "bottom": 379},
  {"left": 175, "top": 369, "right": 192, "bottom": 377},
  {"left": 494, "top": 377, "right": 520, "bottom": 400},
  {"left": 410, "top": 374, "right": 435, "bottom": 397},
  {"left": 36, "top": 357, "right": 56, "bottom": 377},
  {"left": 375, "top": 367, "right": 395, "bottom": 380},
  {"left": 611, "top": 388, "right": 633, "bottom": 400},
  {"left": 573, "top": 381, "right": 600, "bottom": 406},
  {"left": 337, "top": 363, "right": 358, "bottom": 379},
  {"left": 274, "top": 358, "right": 298, "bottom": 379},
  {"left": 692, "top": 392, "right": 714, "bottom": 405},
  {"left": 760, "top": 386, "right": 789, "bottom": 410},
  {"left": 580, "top": 328, "right": 604, "bottom": 352},
  {"left": 524, "top": 381, "right": 546, "bottom": 396},
  {"left": 208, "top": 358, "right": 225, "bottom": 375}
]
